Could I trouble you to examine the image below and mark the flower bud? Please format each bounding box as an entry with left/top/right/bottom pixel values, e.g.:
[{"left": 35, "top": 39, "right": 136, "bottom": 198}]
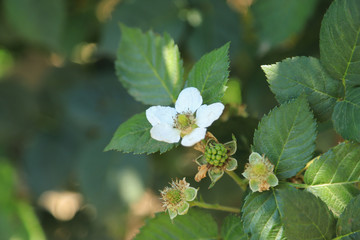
[{"left": 242, "top": 152, "right": 279, "bottom": 192}]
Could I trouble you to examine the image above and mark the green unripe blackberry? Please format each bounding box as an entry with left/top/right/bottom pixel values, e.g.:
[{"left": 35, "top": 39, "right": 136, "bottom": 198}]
[{"left": 205, "top": 143, "right": 228, "bottom": 167}]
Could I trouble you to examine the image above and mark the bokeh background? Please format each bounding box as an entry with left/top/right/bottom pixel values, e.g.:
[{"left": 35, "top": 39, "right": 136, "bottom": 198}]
[{"left": 0, "top": 0, "right": 339, "bottom": 239}]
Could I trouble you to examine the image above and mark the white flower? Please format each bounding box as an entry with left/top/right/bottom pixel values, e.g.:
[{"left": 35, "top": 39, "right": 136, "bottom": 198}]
[{"left": 146, "top": 87, "right": 224, "bottom": 147}]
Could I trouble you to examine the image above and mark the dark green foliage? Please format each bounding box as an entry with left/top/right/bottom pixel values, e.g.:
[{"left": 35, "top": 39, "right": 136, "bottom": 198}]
[
  {"left": 336, "top": 194, "right": 360, "bottom": 240},
  {"left": 134, "top": 210, "right": 218, "bottom": 240},
  {"left": 332, "top": 87, "right": 360, "bottom": 143},
  {"left": 253, "top": 96, "right": 317, "bottom": 179},
  {"left": 279, "top": 188, "right": 336, "bottom": 240},
  {"left": 105, "top": 112, "right": 176, "bottom": 154},
  {"left": 320, "top": 0, "right": 360, "bottom": 88},
  {"left": 263, "top": 56, "right": 342, "bottom": 121},
  {"left": 221, "top": 215, "right": 248, "bottom": 240},
  {"left": 186, "top": 43, "right": 230, "bottom": 104},
  {"left": 242, "top": 188, "right": 286, "bottom": 239},
  {"left": 305, "top": 142, "right": 360, "bottom": 216},
  {"left": 116, "top": 25, "right": 184, "bottom": 105}
]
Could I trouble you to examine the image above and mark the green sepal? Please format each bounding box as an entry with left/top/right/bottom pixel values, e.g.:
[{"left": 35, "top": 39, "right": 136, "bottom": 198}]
[
  {"left": 224, "top": 135, "right": 237, "bottom": 156},
  {"left": 267, "top": 173, "right": 279, "bottom": 187},
  {"left": 168, "top": 208, "right": 178, "bottom": 220},
  {"left": 249, "top": 179, "right": 261, "bottom": 192},
  {"left": 249, "top": 152, "right": 262, "bottom": 164},
  {"left": 195, "top": 154, "right": 207, "bottom": 166},
  {"left": 177, "top": 202, "right": 190, "bottom": 215},
  {"left": 184, "top": 187, "right": 197, "bottom": 202},
  {"left": 225, "top": 157, "right": 238, "bottom": 171},
  {"left": 242, "top": 170, "right": 249, "bottom": 179},
  {"left": 208, "top": 168, "right": 224, "bottom": 189}
]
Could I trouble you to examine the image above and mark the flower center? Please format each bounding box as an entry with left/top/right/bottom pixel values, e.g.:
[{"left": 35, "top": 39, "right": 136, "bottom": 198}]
[
  {"left": 175, "top": 113, "right": 198, "bottom": 137},
  {"left": 251, "top": 163, "right": 268, "bottom": 176},
  {"left": 177, "top": 114, "right": 190, "bottom": 127},
  {"left": 165, "top": 189, "right": 183, "bottom": 205}
]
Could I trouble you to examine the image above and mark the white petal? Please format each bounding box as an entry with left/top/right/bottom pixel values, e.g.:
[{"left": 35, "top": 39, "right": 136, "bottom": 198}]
[
  {"left": 181, "top": 127, "right": 206, "bottom": 147},
  {"left": 150, "top": 124, "right": 180, "bottom": 143},
  {"left": 175, "top": 87, "right": 203, "bottom": 114},
  {"left": 195, "top": 103, "right": 224, "bottom": 128},
  {"left": 146, "top": 106, "right": 177, "bottom": 126}
]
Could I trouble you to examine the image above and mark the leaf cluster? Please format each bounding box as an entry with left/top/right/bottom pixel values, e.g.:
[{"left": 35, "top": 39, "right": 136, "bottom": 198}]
[{"left": 111, "top": 0, "right": 360, "bottom": 239}]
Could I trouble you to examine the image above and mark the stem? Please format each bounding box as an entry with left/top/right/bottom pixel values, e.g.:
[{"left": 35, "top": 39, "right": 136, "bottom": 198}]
[
  {"left": 190, "top": 201, "right": 240, "bottom": 214},
  {"left": 284, "top": 182, "right": 308, "bottom": 188},
  {"left": 226, "top": 171, "right": 248, "bottom": 191}
]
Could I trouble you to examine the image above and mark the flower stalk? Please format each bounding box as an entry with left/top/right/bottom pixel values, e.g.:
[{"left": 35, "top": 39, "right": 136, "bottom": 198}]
[
  {"left": 226, "top": 170, "right": 248, "bottom": 191},
  {"left": 190, "top": 201, "right": 240, "bottom": 214}
]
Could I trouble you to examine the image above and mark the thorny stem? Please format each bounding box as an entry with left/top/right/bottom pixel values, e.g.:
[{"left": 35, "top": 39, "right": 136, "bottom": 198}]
[
  {"left": 225, "top": 171, "right": 248, "bottom": 191},
  {"left": 190, "top": 201, "right": 240, "bottom": 213}
]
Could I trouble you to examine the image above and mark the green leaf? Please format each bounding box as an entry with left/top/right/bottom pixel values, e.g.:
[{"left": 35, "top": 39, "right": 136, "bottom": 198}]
[
  {"left": 185, "top": 43, "right": 230, "bottom": 104},
  {"left": 116, "top": 24, "right": 184, "bottom": 105},
  {"left": 320, "top": 0, "right": 360, "bottom": 88},
  {"left": 332, "top": 87, "right": 360, "bottom": 143},
  {"left": 336, "top": 194, "right": 360, "bottom": 240},
  {"left": 304, "top": 142, "right": 360, "bottom": 216},
  {"left": 253, "top": 96, "right": 317, "bottom": 179},
  {"left": 221, "top": 215, "right": 248, "bottom": 240},
  {"left": 105, "top": 112, "right": 176, "bottom": 154},
  {"left": 3, "top": 0, "right": 65, "bottom": 49},
  {"left": 242, "top": 187, "right": 287, "bottom": 240},
  {"left": 134, "top": 209, "right": 218, "bottom": 240},
  {"left": 262, "top": 56, "right": 342, "bottom": 121},
  {"left": 279, "top": 188, "right": 336, "bottom": 240},
  {"left": 251, "top": 0, "right": 318, "bottom": 47}
]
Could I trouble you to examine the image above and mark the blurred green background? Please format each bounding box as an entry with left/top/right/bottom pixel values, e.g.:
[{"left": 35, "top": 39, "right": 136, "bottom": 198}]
[{"left": 0, "top": 0, "right": 338, "bottom": 239}]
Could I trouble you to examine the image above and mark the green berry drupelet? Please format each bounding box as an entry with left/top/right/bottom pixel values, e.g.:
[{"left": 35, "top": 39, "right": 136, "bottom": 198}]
[{"left": 204, "top": 143, "right": 228, "bottom": 167}]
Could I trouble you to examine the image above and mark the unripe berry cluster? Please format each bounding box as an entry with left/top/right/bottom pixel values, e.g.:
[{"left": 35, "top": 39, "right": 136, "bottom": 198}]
[{"left": 204, "top": 143, "right": 228, "bottom": 167}]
